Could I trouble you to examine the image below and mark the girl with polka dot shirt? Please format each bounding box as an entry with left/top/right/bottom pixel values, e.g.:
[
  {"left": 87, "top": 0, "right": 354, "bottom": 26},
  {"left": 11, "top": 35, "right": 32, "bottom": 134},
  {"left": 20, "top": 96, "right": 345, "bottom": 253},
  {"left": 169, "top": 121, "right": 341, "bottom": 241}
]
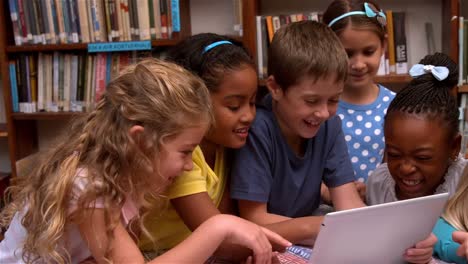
[{"left": 323, "top": 0, "right": 395, "bottom": 183}]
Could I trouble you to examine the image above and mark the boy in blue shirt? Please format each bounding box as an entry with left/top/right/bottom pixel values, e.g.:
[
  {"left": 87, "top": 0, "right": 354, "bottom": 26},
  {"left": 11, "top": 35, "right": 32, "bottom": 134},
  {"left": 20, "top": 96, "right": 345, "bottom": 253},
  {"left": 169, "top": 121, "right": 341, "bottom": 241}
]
[
  {"left": 231, "top": 20, "right": 364, "bottom": 244},
  {"left": 231, "top": 21, "right": 436, "bottom": 263}
]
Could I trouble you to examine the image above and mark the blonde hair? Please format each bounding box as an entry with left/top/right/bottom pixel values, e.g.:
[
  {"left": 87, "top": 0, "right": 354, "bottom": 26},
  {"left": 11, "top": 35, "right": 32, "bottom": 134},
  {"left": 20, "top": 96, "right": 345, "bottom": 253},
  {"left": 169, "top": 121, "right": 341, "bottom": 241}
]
[
  {"left": 0, "top": 58, "right": 213, "bottom": 263},
  {"left": 442, "top": 165, "right": 468, "bottom": 232}
]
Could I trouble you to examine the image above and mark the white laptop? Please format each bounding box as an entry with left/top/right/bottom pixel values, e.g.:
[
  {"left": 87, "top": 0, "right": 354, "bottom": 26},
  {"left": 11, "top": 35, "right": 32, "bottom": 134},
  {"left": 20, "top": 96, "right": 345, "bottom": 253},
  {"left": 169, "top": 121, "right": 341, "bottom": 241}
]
[{"left": 309, "top": 192, "right": 449, "bottom": 264}]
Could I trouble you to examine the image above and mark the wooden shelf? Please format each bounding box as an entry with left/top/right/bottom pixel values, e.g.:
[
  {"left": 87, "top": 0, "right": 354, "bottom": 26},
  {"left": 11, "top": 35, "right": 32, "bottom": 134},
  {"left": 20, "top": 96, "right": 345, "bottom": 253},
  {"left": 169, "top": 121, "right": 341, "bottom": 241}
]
[
  {"left": 258, "top": 74, "right": 413, "bottom": 87},
  {"left": 5, "top": 39, "right": 181, "bottom": 53},
  {"left": 0, "top": 123, "right": 7, "bottom": 137},
  {"left": 12, "top": 112, "right": 85, "bottom": 120},
  {"left": 374, "top": 74, "right": 412, "bottom": 84},
  {"left": 458, "top": 85, "right": 468, "bottom": 93}
]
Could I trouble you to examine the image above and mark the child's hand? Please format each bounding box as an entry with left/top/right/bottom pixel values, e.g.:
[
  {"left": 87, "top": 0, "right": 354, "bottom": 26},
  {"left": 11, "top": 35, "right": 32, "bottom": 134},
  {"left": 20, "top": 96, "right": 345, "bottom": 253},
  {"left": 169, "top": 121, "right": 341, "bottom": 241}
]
[
  {"left": 453, "top": 231, "right": 468, "bottom": 259},
  {"left": 222, "top": 215, "right": 291, "bottom": 264},
  {"left": 354, "top": 180, "right": 366, "bottom": 203},
  {"left": 403, "top": 233, "right": 437, "bottom": 264},
  {"left": 242, "top": 252, "right": 281, "bottom": 264}
]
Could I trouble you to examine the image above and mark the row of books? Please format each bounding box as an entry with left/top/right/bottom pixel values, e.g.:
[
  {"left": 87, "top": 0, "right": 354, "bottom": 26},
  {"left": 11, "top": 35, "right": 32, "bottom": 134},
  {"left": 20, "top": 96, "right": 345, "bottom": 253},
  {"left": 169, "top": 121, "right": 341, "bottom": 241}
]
[
  {"left": 256, "top": 13, "right": 321, "bottom": 79},
  {"left": 376, "top": 11, "right": 408, "bottom": 76},
  {"left": 255, "top": 10, "right": 409, "bottom": 79},
  {"left": 7, "top": 0, "right": 180, "bottom": 45},
  {"left": 8, "top": 51, "right": 159, "bottom": 113}
]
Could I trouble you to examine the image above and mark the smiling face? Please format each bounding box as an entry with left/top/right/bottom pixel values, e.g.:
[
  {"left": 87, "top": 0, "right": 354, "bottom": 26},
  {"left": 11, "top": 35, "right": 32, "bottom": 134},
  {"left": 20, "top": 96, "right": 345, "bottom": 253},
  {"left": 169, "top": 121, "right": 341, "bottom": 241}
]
[
  {"left": 339, "top": 27, "right": 384, "bottom": 92},
  {"left": 204, "top": 65, "right": 257, "bottom": 149},
  {"left": 270, "top": 75, "right": 343, "bottom": 150},
  {"left": 384, "top": 113, "right": 460, "bottom": 200},
  {"left": 158, "top": 125, "right": 208, "bottom": 183}
]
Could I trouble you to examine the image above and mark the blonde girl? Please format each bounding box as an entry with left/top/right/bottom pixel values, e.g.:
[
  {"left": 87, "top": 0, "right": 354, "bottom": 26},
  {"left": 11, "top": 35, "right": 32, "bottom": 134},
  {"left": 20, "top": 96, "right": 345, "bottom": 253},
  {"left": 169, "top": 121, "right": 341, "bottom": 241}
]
[
  {"left": 0, "top": 58, "right": 289, "bottom": 264},
  {"left": 434, "top": 165, "right": 468, "bottom": 264}
]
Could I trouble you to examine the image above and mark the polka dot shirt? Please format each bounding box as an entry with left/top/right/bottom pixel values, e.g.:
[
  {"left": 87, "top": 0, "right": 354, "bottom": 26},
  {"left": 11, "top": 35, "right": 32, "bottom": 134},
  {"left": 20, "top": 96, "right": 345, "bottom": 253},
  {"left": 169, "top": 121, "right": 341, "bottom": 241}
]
[{"left": 337, "top": 85, "right": 395, "bottom": 182}]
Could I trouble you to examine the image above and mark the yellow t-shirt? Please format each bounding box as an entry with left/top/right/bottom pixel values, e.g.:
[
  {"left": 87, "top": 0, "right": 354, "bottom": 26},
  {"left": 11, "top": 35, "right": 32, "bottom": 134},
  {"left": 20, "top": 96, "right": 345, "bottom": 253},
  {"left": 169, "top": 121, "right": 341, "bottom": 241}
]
[{"left": 139, "top": 146, "right": 226, "bottom": 251}]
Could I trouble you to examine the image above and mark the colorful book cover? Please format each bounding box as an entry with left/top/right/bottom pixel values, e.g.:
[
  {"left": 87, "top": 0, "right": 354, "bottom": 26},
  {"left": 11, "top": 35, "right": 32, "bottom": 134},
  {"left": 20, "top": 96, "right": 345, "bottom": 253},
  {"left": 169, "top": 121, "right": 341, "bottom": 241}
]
[
  {"left": 9, "top": 62, "right": 19, "bottom": 112},
  {"left": 277, "top": 245, "right": 312, "bottom": 264}
]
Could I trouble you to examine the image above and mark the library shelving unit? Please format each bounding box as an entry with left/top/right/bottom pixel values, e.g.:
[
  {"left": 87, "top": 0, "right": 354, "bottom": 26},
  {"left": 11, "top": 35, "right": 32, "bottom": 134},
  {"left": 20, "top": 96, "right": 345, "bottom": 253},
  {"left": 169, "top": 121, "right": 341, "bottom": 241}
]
[
  {"left": 0, "top": 123, "right": 7, "bottom": 138},
  {"left": 240, "top": 0, "right": 462, "bottom": 91},
  {"left": 0, "top": 0, "right": 192, "bottom": 178}
]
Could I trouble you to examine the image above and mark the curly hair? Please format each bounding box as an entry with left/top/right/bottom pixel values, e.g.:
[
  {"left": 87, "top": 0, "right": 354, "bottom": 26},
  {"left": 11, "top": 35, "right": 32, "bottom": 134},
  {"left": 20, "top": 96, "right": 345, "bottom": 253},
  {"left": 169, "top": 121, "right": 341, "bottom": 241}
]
[{"left": 0, "top": 58, "right": 213, "bottom": 263}]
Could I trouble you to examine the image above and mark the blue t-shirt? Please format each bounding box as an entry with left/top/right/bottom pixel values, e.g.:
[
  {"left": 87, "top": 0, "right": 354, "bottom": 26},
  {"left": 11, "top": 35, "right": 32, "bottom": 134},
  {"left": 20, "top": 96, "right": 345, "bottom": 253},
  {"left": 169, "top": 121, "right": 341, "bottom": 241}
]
[
  {"left": 337, "top": 85, "right": 395, "bottom": 182},
  {"left": 230, "top": 96, "right": 355, "bottom": 217},
  {"left": 433, "top": 217, "right": 467, "bottom": 264}
]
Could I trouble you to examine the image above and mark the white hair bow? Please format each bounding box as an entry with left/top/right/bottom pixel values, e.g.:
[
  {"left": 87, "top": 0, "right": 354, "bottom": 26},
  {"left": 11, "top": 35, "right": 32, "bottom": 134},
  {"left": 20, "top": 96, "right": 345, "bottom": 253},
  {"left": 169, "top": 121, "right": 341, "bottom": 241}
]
[{"left": 409, "top": 64, "right": 449, "bottom": 81}]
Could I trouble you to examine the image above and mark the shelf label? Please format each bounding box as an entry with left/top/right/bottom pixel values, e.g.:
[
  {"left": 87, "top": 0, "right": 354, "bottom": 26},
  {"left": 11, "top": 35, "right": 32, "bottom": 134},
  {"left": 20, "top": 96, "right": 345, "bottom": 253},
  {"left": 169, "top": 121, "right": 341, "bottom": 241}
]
[{"left": 88, "top": 41, "right": 152, "bottom": 53}]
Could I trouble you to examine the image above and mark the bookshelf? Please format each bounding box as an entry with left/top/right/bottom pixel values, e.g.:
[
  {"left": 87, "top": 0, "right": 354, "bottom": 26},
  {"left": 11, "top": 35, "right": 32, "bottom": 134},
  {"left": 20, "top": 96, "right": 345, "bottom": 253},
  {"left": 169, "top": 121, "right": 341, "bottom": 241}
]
[
  {"left": 458, "top": 85, "right": 468, "bottom": 93},
  {"left": 0, "top": 0, "right": 192, "bottom": 178},
  {"left": 5, "top": 39, "right": 183, "bottom": 53},
  {"left": 240, "top": 0, "right": 461, "bottom": 88},
  {"left": 0, "top": 123, "right": 7, "bottom": 138}
]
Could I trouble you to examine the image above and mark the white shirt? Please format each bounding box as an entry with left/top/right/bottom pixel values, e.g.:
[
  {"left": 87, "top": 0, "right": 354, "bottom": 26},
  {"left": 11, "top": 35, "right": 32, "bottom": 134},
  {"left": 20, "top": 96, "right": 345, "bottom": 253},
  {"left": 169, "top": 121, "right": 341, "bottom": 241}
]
[
  {"left": 366, "top": 155, "right": 467, "bottom": 205},
  {"left": 0, "top": 169, "right": 138, "bottom": 263}
]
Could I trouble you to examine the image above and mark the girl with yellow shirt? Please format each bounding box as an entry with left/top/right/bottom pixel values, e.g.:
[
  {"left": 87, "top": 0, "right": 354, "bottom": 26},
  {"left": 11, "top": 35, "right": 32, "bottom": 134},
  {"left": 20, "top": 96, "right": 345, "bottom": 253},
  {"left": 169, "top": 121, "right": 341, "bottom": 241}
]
[{"left": 140, "top": 33, "right": 261, "bottom": 261}]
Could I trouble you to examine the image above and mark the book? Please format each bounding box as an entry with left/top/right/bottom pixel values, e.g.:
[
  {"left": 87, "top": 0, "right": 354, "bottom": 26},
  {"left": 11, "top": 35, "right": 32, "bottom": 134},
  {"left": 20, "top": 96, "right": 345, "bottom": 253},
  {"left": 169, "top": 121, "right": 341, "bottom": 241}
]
[
  {"left": 277, "top": 245, "right": 311, "bottom": 264},
  {"left": 152, "top": 0, "right": 162, "bottom": 39},
  {"left": 159, "top": 0, "right": 168, "bottom": 39},
  {"left": 48, "top": 0, "right": 59, "bottom": 44},
  {"left": 459, "top": 17, "right": 464, "bottom": 86},
  {"left": 171, "top": 0, "right": 180, "bottom": 33},
  {"left": 232, "top": 0, "right": 242, "bottom": 35},
  {"left": 255, "top": 16, "right": 263, "bottom": 78},
  {"left": 8, "top": 0, "right": 22, "bottom": 45},
  {"left": 265, "top": 16, "right": 274, "bottom": 43},
  {"left": 386, "top": 10, "right": 396, "bottom": 74},
  {"left": 77, "top": 0, "right": 90, "bottom": 42},
  {"left": 393, "top": 12, "right": 408, "bottom": 74},
  {"left": 205, "top": 245, "right": 312, "bottom": 264},
  {"left": 8, "top": 62, "right": 19, "bottom": 112},
  {"left": 137, "top": 0, "right": 151, "bottom": 40}
]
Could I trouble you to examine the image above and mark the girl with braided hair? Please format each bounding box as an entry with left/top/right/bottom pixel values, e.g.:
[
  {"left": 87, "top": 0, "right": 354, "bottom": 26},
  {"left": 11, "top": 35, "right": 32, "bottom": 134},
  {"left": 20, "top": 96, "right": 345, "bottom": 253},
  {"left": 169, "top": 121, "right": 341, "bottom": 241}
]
[
  {"left": 0, "top": 58, "right": 289, "bottom": 264},
  {"left": 366, "top": 52, "right": 466, "bottom": 263}
]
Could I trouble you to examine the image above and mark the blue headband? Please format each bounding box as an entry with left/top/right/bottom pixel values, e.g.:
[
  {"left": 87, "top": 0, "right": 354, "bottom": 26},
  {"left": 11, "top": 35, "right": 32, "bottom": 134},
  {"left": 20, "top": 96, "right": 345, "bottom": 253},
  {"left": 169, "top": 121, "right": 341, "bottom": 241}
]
[
  {"left": 202, "top": 40, "right": 233, "bottom": 54},
  {"left": 328, "top": 2, "right": 386, "bottom": 27}
]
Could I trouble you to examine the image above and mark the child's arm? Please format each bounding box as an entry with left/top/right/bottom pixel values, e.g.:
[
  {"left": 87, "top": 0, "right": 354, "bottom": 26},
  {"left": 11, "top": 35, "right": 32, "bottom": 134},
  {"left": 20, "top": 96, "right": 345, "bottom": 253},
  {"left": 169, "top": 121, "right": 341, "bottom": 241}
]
[
  {"left": 78, "top": 209, "right": 146, "bottom": 263},
  {"left": 321, "top": 181, "right": 366, "bottom": 204},
  {"left": 329, "top": 182, "right": 366, "bottom": 210},
  {"left": 320, "top": 182, "right": 332, "bottom": 205},
  {"left": 157, "top": 214, "right": 291, "bottom": 263},
  {"left": 238, "top": 199, "right": 324, "bottom": 245},
  {"left": 79, "top": 209, "right": 290, "bottom": 264},
  {"left": 172, "top": 191, "right": 271, "bottom": 261}
]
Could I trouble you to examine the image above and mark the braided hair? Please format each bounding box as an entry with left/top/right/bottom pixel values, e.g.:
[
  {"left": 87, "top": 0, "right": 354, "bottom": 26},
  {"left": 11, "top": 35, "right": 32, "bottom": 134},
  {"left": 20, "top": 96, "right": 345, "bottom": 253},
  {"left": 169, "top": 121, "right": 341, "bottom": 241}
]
[{"left": 385, "top": 52, "right": 459, "bottom": 140}]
